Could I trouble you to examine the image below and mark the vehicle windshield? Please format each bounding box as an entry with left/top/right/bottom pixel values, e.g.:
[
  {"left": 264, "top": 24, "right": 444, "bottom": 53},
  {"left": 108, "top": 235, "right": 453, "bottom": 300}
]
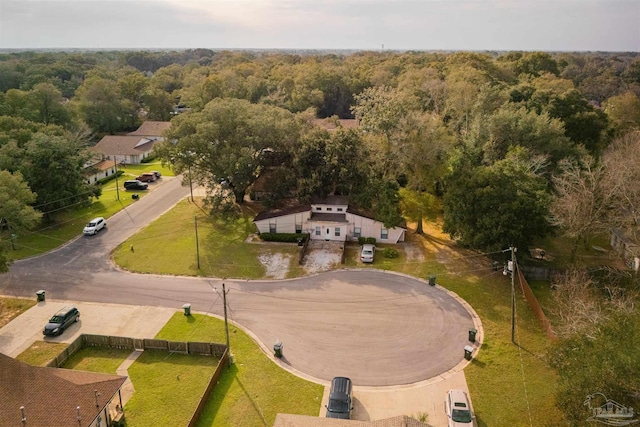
[
  {"left": 452, "top": 408, "right": 472, "bottom": 422},
  {"left": 87, "top": 222, "right": 96, "bottom": 227},
  {"left": 49, "top": 316, "right": 63, "bottom": 323},
  {"left": 362, "top": 250, "right": 373, "bottom": 255},
  {"left": 328, "top": 398, "right": 349, "bottom": 412}
]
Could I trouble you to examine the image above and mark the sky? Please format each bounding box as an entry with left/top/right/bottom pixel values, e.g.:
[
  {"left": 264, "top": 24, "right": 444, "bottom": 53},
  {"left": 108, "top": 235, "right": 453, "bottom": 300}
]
[{"left": 0, "top": 0, "right": 638, "bottom": 52}]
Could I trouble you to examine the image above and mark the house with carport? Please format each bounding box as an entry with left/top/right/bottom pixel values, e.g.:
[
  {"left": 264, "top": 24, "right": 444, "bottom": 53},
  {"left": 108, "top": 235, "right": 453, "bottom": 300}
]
[
  {"left": 253, "top": 196, "right": 405, "bottom": 243},
  {"left": 90, "top": 121, "right": 171, "bottom": 165}
]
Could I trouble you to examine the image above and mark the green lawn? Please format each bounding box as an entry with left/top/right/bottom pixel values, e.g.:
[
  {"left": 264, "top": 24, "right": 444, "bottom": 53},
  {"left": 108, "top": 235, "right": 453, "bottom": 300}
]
[
  {"left": 62, "top": 346, "right": 133, "bottom": 374},
  {"left": 0, "top": 297, "right": 36, "bottom": 328},
  {"left": 16, "top": 341, "right": 69, "bottom": 366},
  {"left": 154, "top": 312, "right": 323, "bottom": 427}
]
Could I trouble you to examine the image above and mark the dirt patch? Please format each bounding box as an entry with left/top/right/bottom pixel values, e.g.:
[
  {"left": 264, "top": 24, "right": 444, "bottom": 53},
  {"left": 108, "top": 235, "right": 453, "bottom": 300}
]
[
  {"left": 303, "top": 249, "right": 342, "bottom": 274},
  {"left": 258, "top": 252, "right": 291, "bottom": 279},
  {"left": 403, "top": 242, "right": 425, "bottom": 262}
]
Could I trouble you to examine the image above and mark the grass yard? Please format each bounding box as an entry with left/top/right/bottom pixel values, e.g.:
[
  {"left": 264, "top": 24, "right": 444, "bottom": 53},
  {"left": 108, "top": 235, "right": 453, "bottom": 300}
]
[
  {"left": 62, "top": 346, "right": 133, "bottom": 374},
  {"left": 114, "top": 200, "right": 302, "bottom": 279},
  {"left": 16, "top": 341, "right": 69, "bottom": 366},
  {"left": 124, "top": 349, "right": 219, "bottom": 427},
  {"left": 154, "top": 312, "right": 324, "bottom": 427},
  {"left": 0, "top": 297, "right": 36, "bottom": 327}
]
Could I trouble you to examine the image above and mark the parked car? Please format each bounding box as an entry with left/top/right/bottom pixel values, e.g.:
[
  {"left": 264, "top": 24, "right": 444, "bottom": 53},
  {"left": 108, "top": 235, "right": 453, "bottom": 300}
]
[
  {"left": 325, "top": 377, "right": 353, "bottom": 419},
  {"left": 124, "top": 180, "right": 148, "bottom": 190},
  {"left": 150, "top": 171, "right": 162, "bottom": 179},
  {"left": 83, "top": 217, "right": 106, "bottom": 235},
  {"left": 445, "top": 389, "right": 474, "bottom": 426},
  {"left": 136, "top": 172, "right": 156, "bottom": 182},
  {"left": 360, "top": 244, "right": 375, "bottom": 263},
  {"left": 43, "top": 306, "right": 80, "bottom": 336}
]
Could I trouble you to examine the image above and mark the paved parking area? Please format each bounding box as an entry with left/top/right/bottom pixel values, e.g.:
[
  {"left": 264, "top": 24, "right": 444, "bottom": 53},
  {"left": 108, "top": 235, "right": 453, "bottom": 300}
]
[{"left": 0, "top": 299, "right": 176, "bottom": 357}]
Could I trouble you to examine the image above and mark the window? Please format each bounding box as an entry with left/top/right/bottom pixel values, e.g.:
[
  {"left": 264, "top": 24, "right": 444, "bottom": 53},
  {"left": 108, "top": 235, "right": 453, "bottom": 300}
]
[
  {"left": 381, "top": 228, "right": 388, "bottom": 240},
  {"left": 315, "top": 226, "right": 321, "bottom": 236},
  {"left": 295, "top": 224, "right": 302, "bottom": 234},
  {"left": 269, "top": 223, "right": 276, "bottom": 233},
  {"left": 354, "top": 227, "right": 361, "bottom": 238},
  {"left": 337, "top": 208, "right": 343, "bottom": 212},
  {"left": 335, "top": 227, "right": 341, "bottom": 237},
  {"left": 315, "top": 207, "right": 322, "bottom": 211},
  {"left": 327, "top": 207, "right": 333, "bottom": 211}
]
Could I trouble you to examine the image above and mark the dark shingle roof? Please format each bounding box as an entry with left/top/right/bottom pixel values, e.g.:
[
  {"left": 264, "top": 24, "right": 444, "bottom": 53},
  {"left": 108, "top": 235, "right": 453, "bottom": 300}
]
[
  {"left": 311, "top": 195, "right": 349, "bottom": 205},
  {"left": 0, "top": 352, "right": 126, "bottom": 427},
  {"left": 310, "top": 213, "right": 348, "bottom": 223},
  {"left": 254, "top": 204, "right": 311, "bottom": 222}
]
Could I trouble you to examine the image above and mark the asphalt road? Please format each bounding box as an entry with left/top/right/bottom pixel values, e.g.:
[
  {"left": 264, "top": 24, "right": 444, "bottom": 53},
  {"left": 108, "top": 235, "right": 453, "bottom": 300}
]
[{"left": 0, "top": 177, "right": 475, "bottom": 386}]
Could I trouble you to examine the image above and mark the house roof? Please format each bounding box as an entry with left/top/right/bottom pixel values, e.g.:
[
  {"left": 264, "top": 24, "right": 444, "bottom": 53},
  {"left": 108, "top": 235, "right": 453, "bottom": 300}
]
[
  {"left": 311, "top": 195, "right": 350, "bottom": 206},
  {"left": 273, "top": 414, "right": 430, "bottom": 427},
  {"left": 254, "top": 204, "right": 311, "bottom": 222},
  {"left": 85, "top": 159, "right": 115, "bottom": 173},
  {"left": 127, "top": 121, "right": 171, "bottom": 137},
  {"left": 310, "top": 213, "right": 348, "bottom": 223},
  {"left": 0, "top": 352, "right": 126, "bottom": 427},
  {"left": 91, "top": 135, "right": 157, "bottom": 156}
]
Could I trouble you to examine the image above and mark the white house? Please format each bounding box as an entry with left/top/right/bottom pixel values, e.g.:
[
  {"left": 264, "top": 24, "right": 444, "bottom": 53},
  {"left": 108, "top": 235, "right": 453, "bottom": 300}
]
[
  {"left": 83, "top": 155, "right": 117, "bottom": 185},
  {"left": 90, "top": 121, "right": 171, "bottom": 165},
  {"left": 253, "top": 195, "right": 406, "bottom": 243}
]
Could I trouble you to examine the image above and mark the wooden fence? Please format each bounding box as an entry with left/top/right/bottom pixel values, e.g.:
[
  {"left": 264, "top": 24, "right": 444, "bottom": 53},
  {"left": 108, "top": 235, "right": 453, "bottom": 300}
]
[
  {"left": 517, "top": 267, "right": 557, "bottom": 341},
  {"left": 187, "top": 348, "right": 230, "bottom": 427},
  {"left": 47, "top": 334, "right": 227, "bottom": 367}
]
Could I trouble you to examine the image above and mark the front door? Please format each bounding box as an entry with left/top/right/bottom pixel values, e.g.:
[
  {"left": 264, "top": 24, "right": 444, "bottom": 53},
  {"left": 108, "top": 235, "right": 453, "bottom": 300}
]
[{"left": 326, "top": 227, "right": 330, "bottom": 240}]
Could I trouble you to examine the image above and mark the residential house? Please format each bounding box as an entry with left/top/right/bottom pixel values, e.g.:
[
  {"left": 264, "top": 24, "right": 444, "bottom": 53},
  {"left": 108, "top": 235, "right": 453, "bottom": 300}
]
[
  {"left": 83, "top": 154, "right": 117, "bottom": 185},
  {"left": 0, "top": 352, "right": 127, "bottom": 427},
  {"left": 90, "top": 121, "right": 171, "bottom": 165},
  {"left": 253, "top": 196, "right": 405, "bottom": 243}
]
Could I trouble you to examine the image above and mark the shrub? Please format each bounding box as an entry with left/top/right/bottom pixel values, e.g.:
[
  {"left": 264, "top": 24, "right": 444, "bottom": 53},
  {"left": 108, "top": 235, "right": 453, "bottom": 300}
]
[
  {"left": 259, "top": 233, "right": 309, "bottom": 243},
  {"left": 383, "top": 248, "right": 399, "bottom": 258},
  {"left": 97, "top": 170, "right": 124, "bottom": 185},
  {"left": 365, "top": 237, "right": 377, "bottom": 244},
  {"left": 357, "top": 236, "right": 366, "bottom": 245},
  {"left": 141, "top": 155, "right": 156, "bottom": 164}
]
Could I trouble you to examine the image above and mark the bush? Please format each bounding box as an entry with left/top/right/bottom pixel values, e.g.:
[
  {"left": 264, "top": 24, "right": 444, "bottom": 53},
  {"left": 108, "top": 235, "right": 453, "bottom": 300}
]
[
  {"left": 259, "top": 233, "right": 309, "bottom": 243},
  {"left": 382, "top": 248, "right": 399, "bottom": 258},
  {"left": 357, "top": 237, "right": 377, "bottom": 245},
  {"left": 97, "top": 170, "right": 124, "bottom": 185},
  {"left": 141, "top": 155, "right": 156, "bottom": 164}
]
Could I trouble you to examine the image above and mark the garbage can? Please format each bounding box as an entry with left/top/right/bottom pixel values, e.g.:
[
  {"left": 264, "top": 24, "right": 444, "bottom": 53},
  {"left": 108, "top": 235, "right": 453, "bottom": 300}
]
[
  {"left": 36, "top": 290, "right": 45, "bottom": 302},
  {"left": 468, "top": 328, "right": 477, "bottom": 343},
  {"left": 428, "top": 276, "right": 436, "bottom": 286},
  {"left": 274, "top": 340, "right": 283, "bottom": 358},
  {"left": 132, "top": 194, "right": 139, "bottom": 200},
  {"left": 464, "top": 345, "right": 474, "bottom": 361},
  {"left": 297, "top": 237, "right": 304, "bottom": 246},
  {"left": 182, "top": 303, "right": 191, "bottom": 316}
]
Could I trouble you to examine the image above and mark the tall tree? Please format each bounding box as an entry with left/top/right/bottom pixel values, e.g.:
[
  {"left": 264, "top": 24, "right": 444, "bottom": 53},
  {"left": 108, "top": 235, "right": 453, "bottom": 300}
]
[
  {"left": 73, "top": 76, "right": 127, "bottom": 134},
  {"left": 159, "top": 98, "right": 300, "bottom": 205},
  {"left": 0, "top": 171, "right": 42, "bottom": 272},
  {"left": 443, "top": 147, "right": 551, "bottom": 251}
]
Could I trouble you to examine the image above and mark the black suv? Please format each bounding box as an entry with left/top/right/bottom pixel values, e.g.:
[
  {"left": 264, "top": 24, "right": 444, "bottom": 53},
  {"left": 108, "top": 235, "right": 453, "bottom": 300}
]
[
  {"left": 43, "top": 306, "right": 80, "bottom": 336},
  {"left": 124, "top": 180, "right": 148, "bottom": 190},
  {"left": 325, "top": 377, "right": 353, "bottom": 419}
]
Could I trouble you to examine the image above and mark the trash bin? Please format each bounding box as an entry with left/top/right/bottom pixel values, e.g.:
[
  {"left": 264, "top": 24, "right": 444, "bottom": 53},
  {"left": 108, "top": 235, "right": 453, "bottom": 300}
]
[
  {"left": 464, "top": 345, "right": 474, "bottom": 361},
  {"left": 297, "top": 237, "right": 304, "bottom": 246},
  {"left": 274, "top": 340, "right": 283, "bottom": 358},
  {"left": 428, "top": 276, "right": 436, "bottom": 286},
  {"left": 182, "top": 303, "right": 191, "bottom": 316},
  {"left": 132, "top": 194, "right": 139, "bottom": 200},
  {"left": 36, "top": 290, "right": 45, "bottom": 302},
  {"left": 468, "top": 328, "right": 477, "bottom": 343}
]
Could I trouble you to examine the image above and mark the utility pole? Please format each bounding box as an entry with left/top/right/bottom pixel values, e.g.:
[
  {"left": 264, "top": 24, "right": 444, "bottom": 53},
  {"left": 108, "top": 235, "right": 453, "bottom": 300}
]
[
  {"left": 222, "top": 282, "right": 230, "bottom": 357},
  {"left": 114, "top": 158, "right": 120, "bottom": 201},
  {"left": 194, "top": 216, "right": 200, "bottom": 269},
  {"left": 511, "top": 246, "right": 517, "bottom": 344}
]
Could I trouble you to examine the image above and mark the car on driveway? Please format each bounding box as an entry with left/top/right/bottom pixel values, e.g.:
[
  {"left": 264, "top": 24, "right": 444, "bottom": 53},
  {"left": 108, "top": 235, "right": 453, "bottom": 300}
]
[
  {"left": 124, "top": 180, "right": 148, "bottom": 190},
  {"left": 325, "top": 377, "right": 353, "bottom": 419},
  {"left": 136, "top": 172, "right": 157, "bottom": 182},
  {"left": 360, "top": 244, "right": 375, "bottom": 263},
  {"left": 445, "top": 389, "right": 474, "bottom": 426},
  {"left": 83, "top": 217, "right": 106, "bottom": 235},
  {"left": 43, "top": 306, "right": 80, "bottom": 336}
]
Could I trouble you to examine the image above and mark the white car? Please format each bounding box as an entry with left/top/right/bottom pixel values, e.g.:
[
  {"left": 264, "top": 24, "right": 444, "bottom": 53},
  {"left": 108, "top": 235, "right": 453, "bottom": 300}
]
[
  {"left": 445, "top": 389, "right": 474, "bottom": 426},
  {"left": 360, "top": 244, "right": 375, "bottom": 263},
  {"left": 83, "top": 217, "right": 106, "bottom": 235}
]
